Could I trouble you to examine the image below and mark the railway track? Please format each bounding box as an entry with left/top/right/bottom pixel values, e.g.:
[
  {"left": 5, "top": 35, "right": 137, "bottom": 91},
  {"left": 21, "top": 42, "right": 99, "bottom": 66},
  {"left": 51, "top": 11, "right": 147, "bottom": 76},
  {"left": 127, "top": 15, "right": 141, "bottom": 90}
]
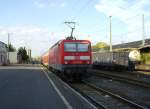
[
  {"left": 70, "top": 81, "right": 146, "bottom": 109},
  {"left": 89, "top": 70, "right": 150, "bottom": 89},
  {"left": 69, "top": 82, "right": 107, "bottom": 109}
]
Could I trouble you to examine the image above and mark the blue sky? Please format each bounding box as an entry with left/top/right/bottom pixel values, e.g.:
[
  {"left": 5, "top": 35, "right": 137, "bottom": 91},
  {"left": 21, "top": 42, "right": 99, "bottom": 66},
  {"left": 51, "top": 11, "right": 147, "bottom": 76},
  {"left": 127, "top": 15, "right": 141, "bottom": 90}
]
[{"left": 0, "top": 0, "right": 149, "bottom": 57}]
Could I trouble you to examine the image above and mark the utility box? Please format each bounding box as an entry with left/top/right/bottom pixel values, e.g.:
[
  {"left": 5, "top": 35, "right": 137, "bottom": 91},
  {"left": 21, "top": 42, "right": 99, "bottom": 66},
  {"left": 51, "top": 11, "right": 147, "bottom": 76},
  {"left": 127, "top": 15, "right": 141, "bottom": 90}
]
[{"left": 9, "top": 52, "right": 18, "bottom": 64}]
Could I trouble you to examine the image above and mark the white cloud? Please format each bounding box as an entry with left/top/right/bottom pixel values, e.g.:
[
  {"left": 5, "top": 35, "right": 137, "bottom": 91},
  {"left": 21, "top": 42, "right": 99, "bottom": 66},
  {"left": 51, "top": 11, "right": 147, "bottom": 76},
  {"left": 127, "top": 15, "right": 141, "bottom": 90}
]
[
  {"left": 0, "top": 26, "right": 66, "bottom": 57},
  {"left": 34, "top": 1, "right": 45, "bottom": 8},
  {"left": 34, "top": 0, "right": 67, "bottom": 8},
  {"left": 95, "top": 0, "right": 150, "bottom": 44},
  {"left": 60, "top": 2, "right": 67, "bottom": 7}
]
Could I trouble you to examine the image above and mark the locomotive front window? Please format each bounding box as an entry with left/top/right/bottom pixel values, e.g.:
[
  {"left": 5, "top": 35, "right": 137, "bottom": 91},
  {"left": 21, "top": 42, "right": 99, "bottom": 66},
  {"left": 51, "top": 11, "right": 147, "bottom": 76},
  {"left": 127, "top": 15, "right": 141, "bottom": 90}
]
[
  {"left": 64, "top": 42, "right": 89, "bottom": 52},
  {"left": 77, "top": 43, "right": 89, "bottom": 52},
  {"left": 64, "top": 43, "right": 76, "bottom": 52}
]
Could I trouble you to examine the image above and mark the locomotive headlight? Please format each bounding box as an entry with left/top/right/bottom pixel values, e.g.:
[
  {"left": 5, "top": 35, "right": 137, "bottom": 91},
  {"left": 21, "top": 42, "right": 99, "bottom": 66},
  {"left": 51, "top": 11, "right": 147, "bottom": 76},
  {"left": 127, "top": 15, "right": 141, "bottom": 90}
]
[
  {"left": 80, "top": 56, "right": 90, "bottom": 60},
  {"left": 65, "top": 61, "right": 68, "bottom": 64},
  {"left": 86, "top": 61, "right": 90, "bottom": 64},
  {"left": 113, "top": 60, "right": 116, "bottom": 63},
  {"left": 64, "top": 56, "right": 75, "bottom": 60}
]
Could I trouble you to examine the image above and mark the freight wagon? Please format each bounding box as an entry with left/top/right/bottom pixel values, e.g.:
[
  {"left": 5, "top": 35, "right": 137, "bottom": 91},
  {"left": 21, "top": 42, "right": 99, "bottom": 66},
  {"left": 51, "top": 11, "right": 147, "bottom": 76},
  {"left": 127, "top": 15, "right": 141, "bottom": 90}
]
[{"left": 92, "top": 50, "right": 140, "bottom": 71}]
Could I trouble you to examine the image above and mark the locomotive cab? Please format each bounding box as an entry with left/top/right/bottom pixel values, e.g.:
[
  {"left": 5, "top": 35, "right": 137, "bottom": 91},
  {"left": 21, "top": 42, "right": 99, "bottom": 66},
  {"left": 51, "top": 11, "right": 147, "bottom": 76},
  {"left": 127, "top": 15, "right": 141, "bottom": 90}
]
[
  {"left": 42, "top": 39, "right": 92, "bottom": 81},
  {"left": 62, "top": 40, "right": 92, "bottom": 78}
]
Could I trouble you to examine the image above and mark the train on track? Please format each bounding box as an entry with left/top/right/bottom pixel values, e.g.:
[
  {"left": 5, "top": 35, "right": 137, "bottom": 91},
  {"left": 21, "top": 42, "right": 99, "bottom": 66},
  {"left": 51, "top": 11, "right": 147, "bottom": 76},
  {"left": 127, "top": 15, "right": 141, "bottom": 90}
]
[
  {"left": 41, "top": 34, "right": 141, "bottom": 81},
  {"left": 41, "top": 39, "right": 92, "bottom": 80},
  {"left": 92, "top": 50, "right": 141, "bottom": 71}
]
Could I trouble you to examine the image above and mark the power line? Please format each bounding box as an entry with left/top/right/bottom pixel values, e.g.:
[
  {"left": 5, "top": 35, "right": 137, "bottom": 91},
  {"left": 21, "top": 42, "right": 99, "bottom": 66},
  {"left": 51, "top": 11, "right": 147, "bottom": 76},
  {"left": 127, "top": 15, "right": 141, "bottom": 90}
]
[
  {"left": 76, "top": 0, "right": 93, "bottom": 14},
  {"left": 74, "top": 0, "right": 96, "bottom": 20},
  {"left": 63, "top": 0, "right": 96, "bottom": 22},
  {"left": 114, "top": 28, "right": 141, "bottom": 37},
  {"left": 123, "top": 14, "right": 140, "bottom": 21},
  {"left": 70, "top": 0, "right": 81, "bottom": 13},
  {"left": 61, "top": 0, "right": 96, "bottom": 38},
  {"left": 62, "top": 0, "right": 81, "bottom": 21}
]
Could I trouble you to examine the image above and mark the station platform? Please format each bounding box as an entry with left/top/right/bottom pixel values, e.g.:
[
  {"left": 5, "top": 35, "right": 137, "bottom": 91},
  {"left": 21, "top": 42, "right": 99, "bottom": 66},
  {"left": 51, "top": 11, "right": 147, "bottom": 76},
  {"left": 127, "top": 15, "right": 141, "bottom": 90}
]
[
  {"left": 41, "top": 66, "right": 97, "bottom": 109},
  {"left": 0, "top": 64, "right": 97, "bottom": 109},
  {"left": 135, "top": 64, "right": 150, "bottom": 75}
]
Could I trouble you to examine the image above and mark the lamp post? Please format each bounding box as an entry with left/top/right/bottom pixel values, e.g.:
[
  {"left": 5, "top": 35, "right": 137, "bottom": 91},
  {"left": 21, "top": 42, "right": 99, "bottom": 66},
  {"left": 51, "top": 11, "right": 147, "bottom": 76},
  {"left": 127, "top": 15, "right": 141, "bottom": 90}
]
[
  {"left": 7, "top": 33, "right": 10, "bottom": 63},
  {"left": 142, "top": 14, "right": 145, "bottom": 47},
  {"left": 109, "top": 16, "right": 112, "bottom": 52}
]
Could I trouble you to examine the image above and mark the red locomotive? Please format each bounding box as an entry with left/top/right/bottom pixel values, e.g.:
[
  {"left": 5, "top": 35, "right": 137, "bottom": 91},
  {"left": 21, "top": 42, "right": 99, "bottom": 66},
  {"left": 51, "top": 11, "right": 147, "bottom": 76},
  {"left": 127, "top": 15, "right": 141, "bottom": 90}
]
[
  {"left": 41, "top": 52, "right": 49, "bottom": 66},
  {"left": 41, "top": 39, "right": 92, "bottom": 80}
]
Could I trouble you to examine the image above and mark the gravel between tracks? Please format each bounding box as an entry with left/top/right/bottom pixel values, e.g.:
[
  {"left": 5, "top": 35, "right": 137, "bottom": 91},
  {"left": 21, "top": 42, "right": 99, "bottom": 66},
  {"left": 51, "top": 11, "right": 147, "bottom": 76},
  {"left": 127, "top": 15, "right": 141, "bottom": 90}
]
[
  {"left": 85, "top": 75, "right": 150, "bottom": 108},
  {"left": 72, "top": 83, "right": 136, "bottom": 109},
  {"left": 89, "top": 69, "right": 150, "bottom": 84}
]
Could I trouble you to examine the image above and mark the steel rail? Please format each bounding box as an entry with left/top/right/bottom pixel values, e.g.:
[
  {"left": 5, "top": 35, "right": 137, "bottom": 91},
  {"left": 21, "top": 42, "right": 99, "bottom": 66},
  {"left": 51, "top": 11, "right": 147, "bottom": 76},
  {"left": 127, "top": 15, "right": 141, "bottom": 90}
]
[
  {"left": 69, "top": 83, "right": 108, "bottom": 109},
  {"left": 83, "top": 81, "right": 147, "bottom": 109},
  {"left": 91, "top": 71, "right": 150, "bottom": 89}
]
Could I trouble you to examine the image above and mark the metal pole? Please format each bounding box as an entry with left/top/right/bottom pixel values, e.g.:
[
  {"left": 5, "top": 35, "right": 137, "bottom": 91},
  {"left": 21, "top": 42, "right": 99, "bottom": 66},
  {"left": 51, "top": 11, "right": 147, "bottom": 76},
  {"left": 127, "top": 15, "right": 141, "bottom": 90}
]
[
  {"left": 30, "top": 49, "right": 31, "bottom": 60},
  {"left": 109, "top": 16, "right": 112, "bottom": 52},
  {"left": 71, "top": 27, "right": 75, "bottom": 38},
  {"left": 7, "top": 33, "right": 10, "bottom": 63},
  {"left": 28, "top": 49, "right": 30, "bottom": 63},
  {"left": 142, "top": 14, "right": 145, "bottom": 47}
]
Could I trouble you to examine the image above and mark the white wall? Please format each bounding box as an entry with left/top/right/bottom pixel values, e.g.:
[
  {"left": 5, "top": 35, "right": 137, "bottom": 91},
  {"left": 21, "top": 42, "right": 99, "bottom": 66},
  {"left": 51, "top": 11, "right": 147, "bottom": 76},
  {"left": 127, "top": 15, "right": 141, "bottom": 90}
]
[{"left": 9, "top": 52, "right": 18, "bottom": 64}]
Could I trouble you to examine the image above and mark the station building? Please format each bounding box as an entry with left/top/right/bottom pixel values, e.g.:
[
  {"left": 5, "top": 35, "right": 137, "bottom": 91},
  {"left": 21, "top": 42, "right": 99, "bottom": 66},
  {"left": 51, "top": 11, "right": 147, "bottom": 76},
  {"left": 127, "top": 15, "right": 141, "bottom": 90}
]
[
  {"left": 113, "top": 39, "right": 150, "bottom": 64},
  {"left": 0, "top": 41, "right": 7, "bottom": 65},
  {"left": 113, "top": 39, "right": 150, "bottom": 49}
]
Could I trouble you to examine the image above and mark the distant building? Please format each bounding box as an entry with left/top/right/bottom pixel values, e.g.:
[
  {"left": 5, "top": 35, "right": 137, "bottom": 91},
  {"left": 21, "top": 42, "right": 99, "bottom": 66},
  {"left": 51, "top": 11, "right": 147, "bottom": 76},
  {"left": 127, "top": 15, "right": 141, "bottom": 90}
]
[
  {"left": 113, "top": 39, "right": 150, "bottom": 50},
  {"left": 0, "top": 41, "right": 7, "bottom": 65},
  {"left": 112, "top": 39, "right": 150, "bottom": 64},
  {"left": 112, "top": 39, "right": 150, "bottom": 53},
  {"left": 9, "top": 52, "right": 18, "bottom": 64}
]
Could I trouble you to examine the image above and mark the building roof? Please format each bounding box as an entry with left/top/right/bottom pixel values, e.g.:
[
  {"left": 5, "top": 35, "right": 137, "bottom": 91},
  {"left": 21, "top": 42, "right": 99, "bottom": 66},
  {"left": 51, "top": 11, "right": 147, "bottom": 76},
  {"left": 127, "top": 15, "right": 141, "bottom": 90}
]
[
  {"left": 113, "top": 39, "right": 150, "bottom": 50},
  {"left": 0, "top": 41, "right": 6, "bottom": 45}
]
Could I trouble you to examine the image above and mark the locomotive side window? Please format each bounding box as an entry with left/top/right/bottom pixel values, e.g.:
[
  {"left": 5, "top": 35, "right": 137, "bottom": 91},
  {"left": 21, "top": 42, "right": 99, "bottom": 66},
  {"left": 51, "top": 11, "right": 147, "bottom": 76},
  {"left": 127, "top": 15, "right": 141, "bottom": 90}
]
[
  {"left": 64, "top": 43, "right": 76, "bottom": 52},
  {"left": 77, "top": 43, "right": 89, "bottom": 52}
]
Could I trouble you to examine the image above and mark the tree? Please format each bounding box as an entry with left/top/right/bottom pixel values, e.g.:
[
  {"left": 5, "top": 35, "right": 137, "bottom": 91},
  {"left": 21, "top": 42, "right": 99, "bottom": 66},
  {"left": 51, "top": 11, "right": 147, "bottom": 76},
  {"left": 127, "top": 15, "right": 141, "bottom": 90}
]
[
  {"left": 92, "top": 42, "right": 109, "bottom": 52},
  {"left": 17, "top": 47, "right": 29, "bottom": 63},
  {"left": 6, "top": 43, "right": 16, "bottom": 52}
]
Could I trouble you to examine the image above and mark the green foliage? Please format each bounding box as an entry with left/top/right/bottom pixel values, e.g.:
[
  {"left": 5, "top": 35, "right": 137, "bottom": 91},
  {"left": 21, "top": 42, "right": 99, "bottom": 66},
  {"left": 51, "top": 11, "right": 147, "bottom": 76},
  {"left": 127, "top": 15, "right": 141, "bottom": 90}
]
[
  {"left": 6, "top": 43, "right": 16, "bottom": 52},
  {"left": 141, "top": 53, "right": 150, "bottom": 64},
  {"left": 92, "top": 42, "right": 109, "bottom": 51},
  {"left": 17, "top": 47, "right": 29, "bottom": 63}
]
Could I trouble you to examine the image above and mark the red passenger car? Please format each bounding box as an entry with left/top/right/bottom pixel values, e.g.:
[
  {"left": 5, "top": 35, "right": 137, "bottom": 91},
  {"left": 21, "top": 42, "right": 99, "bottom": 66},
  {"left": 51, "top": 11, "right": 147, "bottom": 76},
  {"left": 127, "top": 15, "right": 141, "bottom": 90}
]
[{"left": 42, "top": 39, "right": 92, "bottom": 80}]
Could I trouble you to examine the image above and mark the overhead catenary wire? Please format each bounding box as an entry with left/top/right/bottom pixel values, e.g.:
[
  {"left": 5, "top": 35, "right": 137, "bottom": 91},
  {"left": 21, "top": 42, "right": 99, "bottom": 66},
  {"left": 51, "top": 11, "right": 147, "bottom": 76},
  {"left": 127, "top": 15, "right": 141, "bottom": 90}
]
[
  {"left": 63, "top": 0, "right": 96, "bottom": 22},
  {"left": 84, "top": 14, "right": 142, "bottom": 41},
  {"left": 86, "top": 17, "right": 141, "bottom": 40},
  {"left": 61, "top": 0, "right": 97, "bottom": 38},
  {"left": 70, "top": 0, "right": 82, "bottom": 13},
  {"left": 73, "top": 0, "right": 97, "bottom": 21},
  {"left": 61, "top": 1, "right": 150, "bottom": 46},
  {"left": 123, "top": 14, "right": 141, "bottom": 21}
]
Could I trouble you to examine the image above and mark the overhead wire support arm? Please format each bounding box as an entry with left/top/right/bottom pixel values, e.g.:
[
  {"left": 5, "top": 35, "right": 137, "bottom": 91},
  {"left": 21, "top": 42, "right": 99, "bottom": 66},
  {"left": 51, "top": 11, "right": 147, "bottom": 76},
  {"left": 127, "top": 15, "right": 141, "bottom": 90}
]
[{"left": 64, "top": 21, "right": 76, "bottom": 40}]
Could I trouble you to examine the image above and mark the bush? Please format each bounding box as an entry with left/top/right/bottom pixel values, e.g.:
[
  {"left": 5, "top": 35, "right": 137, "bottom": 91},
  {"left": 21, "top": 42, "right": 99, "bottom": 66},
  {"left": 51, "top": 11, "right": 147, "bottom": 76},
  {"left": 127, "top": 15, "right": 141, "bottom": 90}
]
[{"left": 141, "top": 53, "right": 150, "bottom": 64}]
